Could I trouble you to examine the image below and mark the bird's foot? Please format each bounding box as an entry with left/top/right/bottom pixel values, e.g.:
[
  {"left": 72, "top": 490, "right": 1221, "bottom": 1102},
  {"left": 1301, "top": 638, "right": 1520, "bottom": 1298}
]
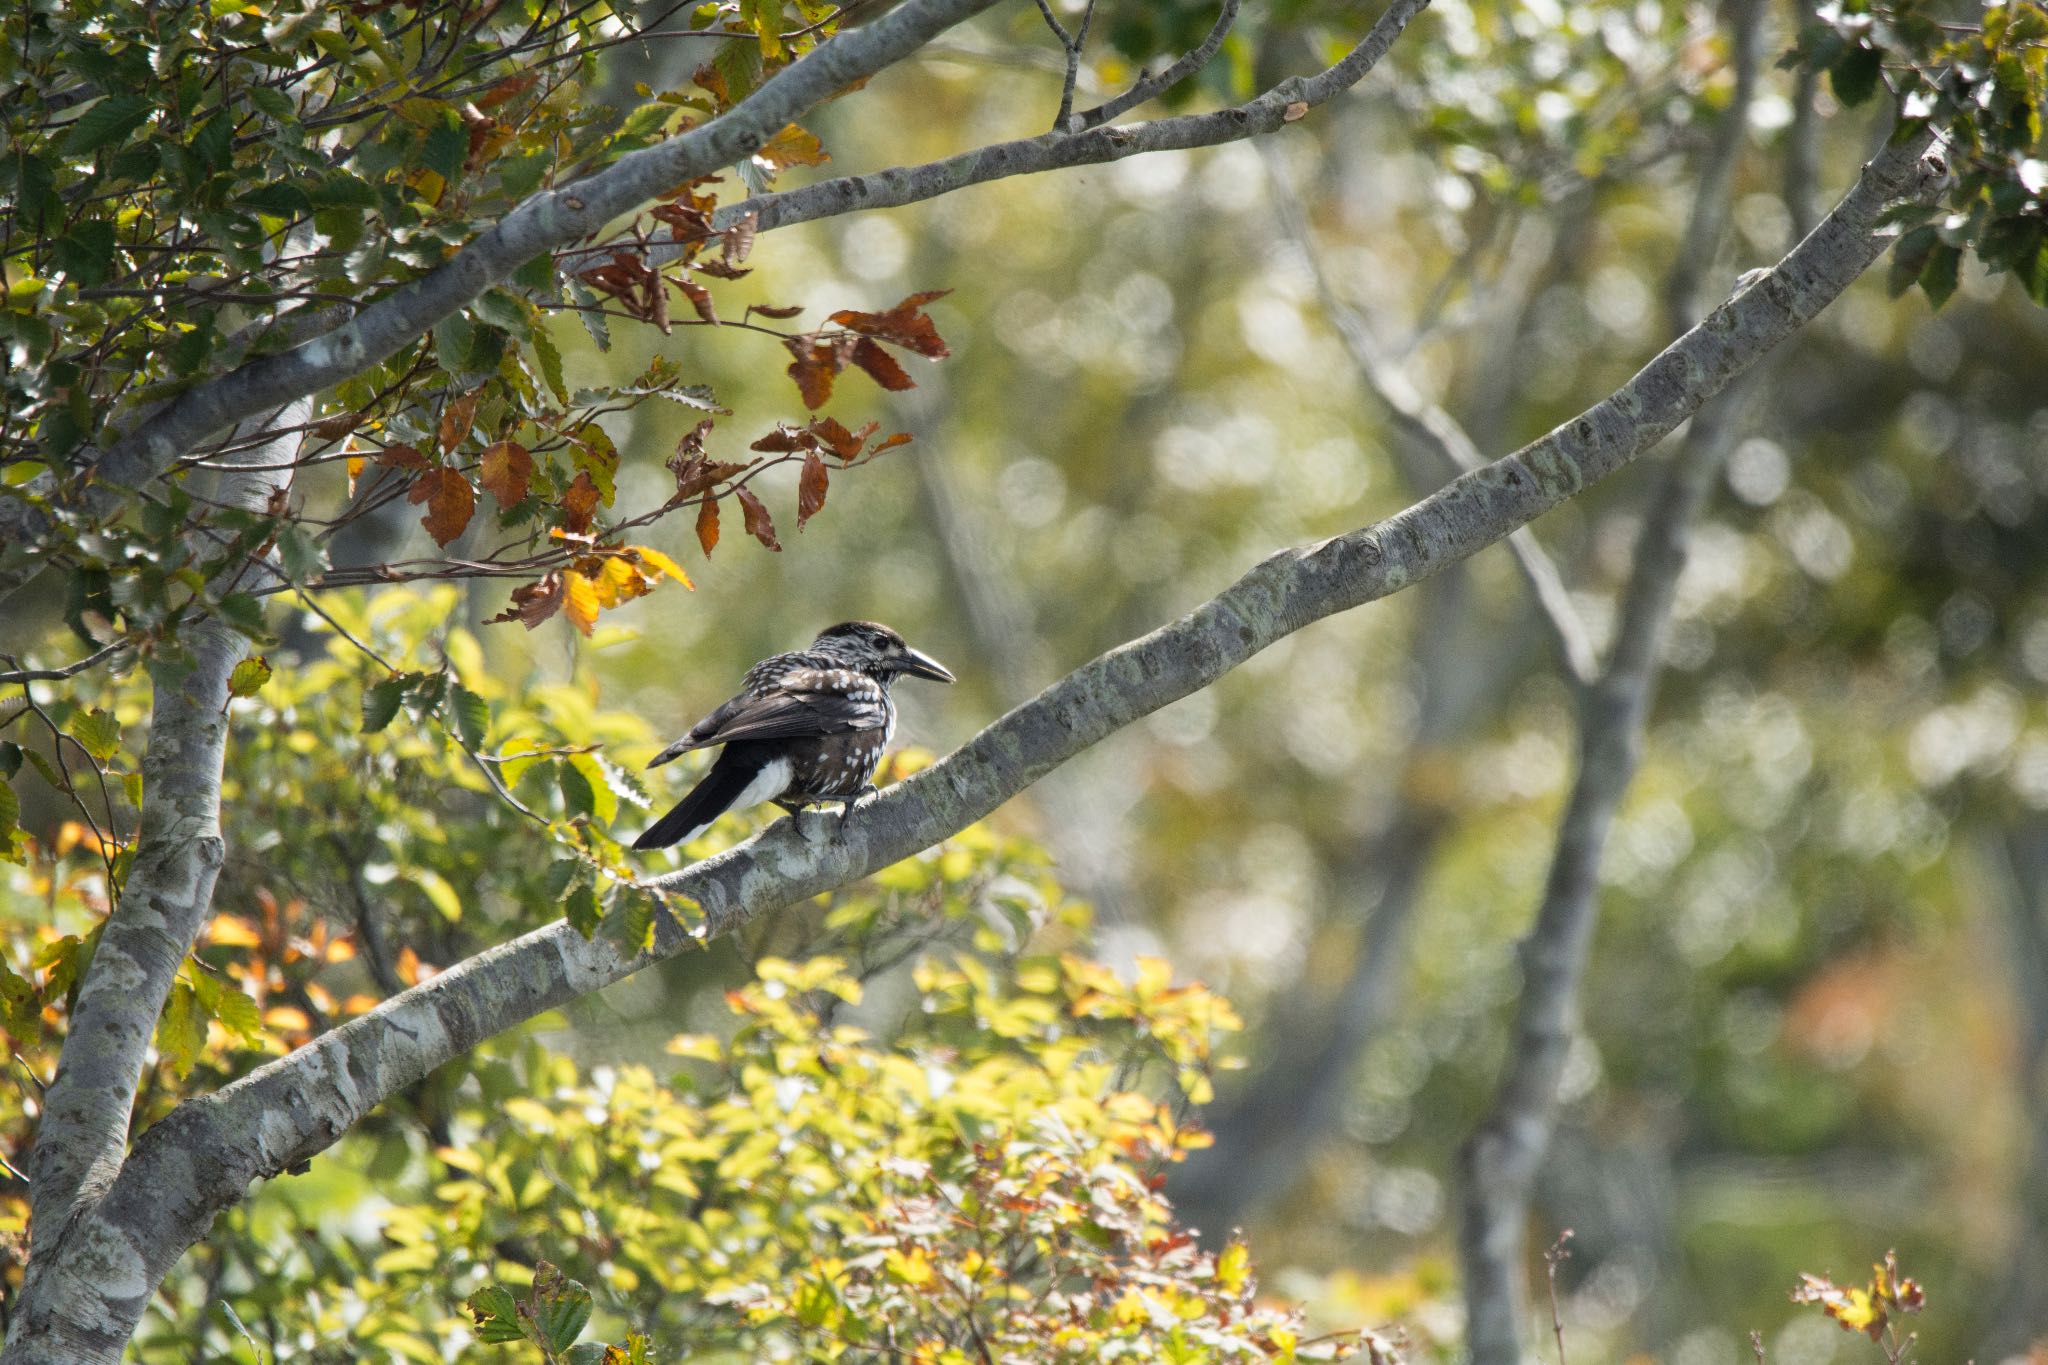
[{"left": 834, "top": 785, "right": 879, "bottom": 839}]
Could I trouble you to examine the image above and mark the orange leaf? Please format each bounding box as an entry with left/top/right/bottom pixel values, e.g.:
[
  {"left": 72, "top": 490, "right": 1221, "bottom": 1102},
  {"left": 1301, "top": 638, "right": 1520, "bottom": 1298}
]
[
  {"left": 673, "top": 276, "right": 718, "bottom": 324},
  {"left": 797, "top": 452, "right": 828, "bottom": 530},
  {"left": 563, "top": 570, "right": 601, "bottom": 635},
  {"left": 735, "top": 487, "right": 781, "bottom": 551},
  {"left": 409, "top": 468, "right": 475, "bottom": 547},
  {"left": 872, "top": 431, "right": 914, "bottom": 452},
  {"left": 439, "top": 390, "right": 479, "bottom": 452},
  {"left": 346, "top": 453, "right": 366, "bottom": 497},
  {"left": 476, "top": 72, "right": 538, "bottom": 109},
  {"left": 562, "top": 471, "right": 600, "bottom": 534},
  {"left": 850, "top": 337, "right": 914, "bottom": 391},
  {"left": 696, "top": 493, "right": 720, "bottom": 556},
  {"left": 477, "top": 441, "right": 532, "bottom": 508}
]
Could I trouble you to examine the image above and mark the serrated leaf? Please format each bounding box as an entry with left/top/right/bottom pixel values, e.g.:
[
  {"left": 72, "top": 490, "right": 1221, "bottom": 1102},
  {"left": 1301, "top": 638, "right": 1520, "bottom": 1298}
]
[
  {"left": 558, "top": 759, "right": 596, "bottom": 818},
  {"left": 64, "top": 95, "right": 152, "bottom": 155},
  {"left": 450, "top": 685, "right": 489, "bottom": 750},
  {"left": 362, "top": 677, "right": 406, "bottom": 733},
  {"left": 66, "top": 708, "right": 121, "bottom": 764},
  {"left": 466, "top": 1287, "right": 526, "bottom": 1344},
  {"left": 533, "top": 1268, "right": 594, "bottom": 1353},
  {"left": 568, "top": 753, "right": 619, "bottom": 826},
  {"left": 1920, "top": 242, "right": 1960, "bottom": 308},
  {"left": 566, "top": 880, "right": 603, "bottom": 939},
  {"left": 227, "top": 656, "right": 272, "bottom": 699},
  {"left": 155, "top": 980, "right": 207, "bottom": 1081}
]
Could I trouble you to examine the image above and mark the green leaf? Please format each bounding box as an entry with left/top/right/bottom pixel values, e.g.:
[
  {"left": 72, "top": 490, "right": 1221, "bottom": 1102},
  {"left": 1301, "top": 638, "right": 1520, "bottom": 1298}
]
[
  {"left": 1829, "top": 45, "right": 1882, "bottom": 108},
  {"left": 362, "top": 677, "right": 406, "bottom": 733},
  {"left": 239, "top": 183, "right": 314, "bottom": 216},
  {"left": 532, "top": 1268, "right": 594, "bottom": 1352},
  {"left": 278, "top": 524, "right": 328, "bottom": 582},
  {"left": 66, "top": 708, "right": 121, "bottom": 764},
  {"left": 558, "top": 759, "right": 596, "bottom": 819},
  {"left": 1920, "top": 242, "right": 1960, "bottom": 308},
  {"left": 156, "top": 980, "right": 208, "bottom": 1080},
  {"left": 422, "top": 112, "right": 467, "bottom": 183},
  {"left": 0, "top": 779, "right": 22, "bottom": 867},
  {"left": 0, "top": 742, "right": 23, "bottom": 780},
  {"left": 53, "top": 220, "right": 118, "bottom": 288},
  {"left": 530, "top": 325, "right": 569, "bottom": 404},
  {"left": 216, "top": 592, "right": 271, "bottom": 641},
  {"left": 465, "top": 1286, "right": 526, "bottom": 1344},
  {"left": 0, "top": 955, "right": 39, "bottom": 1041},
  {"left": 227, "top": 656, "right": 273, "bottom": 699},
  {"left": 63, "top": 95, "right": 152, "bottom": 155},
  {"left": 414, "top": 869, "right": 463, "bottom": 922},
  {"left": 191, "top": 969, "right": 263, "bottom": 1041},
  {"left": 566, "top": 880, "right": 603, "bottom": 939},
  {"left": 568, "top": 753, "right": 619, "bottom": 825},
  {"left": 450, "top": 685, "right": 489, "bottom": 750}
]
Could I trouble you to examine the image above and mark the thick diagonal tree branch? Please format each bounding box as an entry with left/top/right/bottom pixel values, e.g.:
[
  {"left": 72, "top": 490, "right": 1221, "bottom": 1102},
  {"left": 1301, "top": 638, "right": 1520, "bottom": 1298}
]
[
  {"left": 14, "top": 134, "right": 1933, "bottom": 1357},
  {"left": 0, "top": 0, "right": 1006, "bottom": 577}
]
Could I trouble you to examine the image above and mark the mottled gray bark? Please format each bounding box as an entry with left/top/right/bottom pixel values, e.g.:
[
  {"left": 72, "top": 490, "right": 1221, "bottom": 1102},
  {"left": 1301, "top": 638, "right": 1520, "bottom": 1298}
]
[
  {"left": 1986, "top": 824, "right": 2048, "bottom": 1355},
  {"left": 0, "top": 134, "right": 1935, "bottom": 1365},
  {"left": 6, "top": 405, "right": 304, "bottom": 1364},
  {"left": 1457, "top": 11, "right": 1776, "bottom": 1349}
]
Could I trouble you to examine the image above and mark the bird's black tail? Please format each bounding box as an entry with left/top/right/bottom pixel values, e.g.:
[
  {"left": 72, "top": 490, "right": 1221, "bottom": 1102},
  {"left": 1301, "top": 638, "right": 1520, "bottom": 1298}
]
[{"left": 633, "top": 752, "right": 757, "bottom": 851}]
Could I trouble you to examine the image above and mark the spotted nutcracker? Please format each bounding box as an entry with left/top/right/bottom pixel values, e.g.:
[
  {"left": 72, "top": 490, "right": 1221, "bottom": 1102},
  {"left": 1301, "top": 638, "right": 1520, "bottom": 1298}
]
[{"left": 632, "top": 621, "right": 955, "bottom": 851}]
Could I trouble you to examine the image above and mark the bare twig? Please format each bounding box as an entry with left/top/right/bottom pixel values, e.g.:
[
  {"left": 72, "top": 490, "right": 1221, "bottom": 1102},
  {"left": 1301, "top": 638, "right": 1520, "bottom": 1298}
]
[
  {"left": 1545, "top": 1229, "right": 1574, "bottom": 1365},
  {"left": 1261, "top": 148, "right": 1600, "bottom": 684},
  {"left": 1070, "top": 0, "right": 1241, "bottom": 130},
  {"left": 0, "top": 643, "right": 127, "bottom": 688}
]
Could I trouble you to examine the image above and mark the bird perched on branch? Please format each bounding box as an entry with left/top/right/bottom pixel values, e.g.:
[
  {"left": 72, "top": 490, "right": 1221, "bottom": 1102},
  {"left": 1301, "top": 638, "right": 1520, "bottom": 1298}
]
[{"left": 632, "top": 621, "right": 954, "bottom": 852}]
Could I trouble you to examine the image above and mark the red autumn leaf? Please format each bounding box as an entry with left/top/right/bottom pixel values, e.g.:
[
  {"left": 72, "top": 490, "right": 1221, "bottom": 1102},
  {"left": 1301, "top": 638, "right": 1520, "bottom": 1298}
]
[
  {"left": 734, "top": 487, "right": 781, "bottom": 551},
  {"left": 850, "top": 337, "right": 915, "bottom": 391},
  {"left": 696, "top": 493, "right": 720, "bottom": 556},
  {"left": 786, "top": 340, "right": 839, "bottom": 409},
  {"left": 797, "top": 452, "right": 829, "bottom": 530},
  {"left": 808, "top": 416, "right": 863, "bottom": 460},
  {"left": 749, "top": 426, "right": 815, "bottom": 453},
  {"left": 409, "top": 467, "right": 475, "bottom": 547},
  {"left": 749, "top": 303, "right": 805, "bottom": 320},
  {"left": 488, "top": 572, "right": 565, "bottom": 629},
  {"left": 562, "top": 470, "right": 600, "bottom": 534},
  {"left": 378, "top": 442, "right": 427, "bottom": 470},
  {"left": 439, "top": 390, "right": 479, "bottom": 452},
  {"left": 477, "top": 441, "right": 532, "bottom": 508},
  {"left": 672, "top": 276, "right": 717, "bottom": 325},
  {"left": 829, "top": 290, "right": 951, "bottom": 357}
]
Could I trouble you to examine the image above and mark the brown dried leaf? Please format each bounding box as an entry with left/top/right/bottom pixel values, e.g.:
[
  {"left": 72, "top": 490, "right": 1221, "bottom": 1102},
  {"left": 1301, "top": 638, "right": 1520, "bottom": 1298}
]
[
  {"left": 409, "top": 468, "right": 476, "bottom": 547},
  {"left": 797, "top": 452, "right": 829, "bottom": 530},
  {"left": 871, "top": 431, "right": 914, "bottom": 453},
  {"left": 487, "top": 572, "right": 565, "bottom": 630},
  {"left": 696, "top": 493, "right": 721, "bottom": 557},
  {"left": 476, "top": 72, "right": 538, "bottom": 109},
  {"left": 562, "top": 471, "right": 600, "bottom": 534},
  {"left": 807, "top": 416, "right": 863, "bottom": 461},
  {"left": 749, "top": 426, "right": 814, "bottom": 453},
  {"left": 672, "top": 456, "right": 746, "bottom": 501},
  {"left": 829, "top": 299, "right": 949, "bottom": 358},
  {"left": 749, "top": 303, "right": 804, "bottom": 320},
  {"left": 735, "top": 487, "right": 781, "bottom": 551},
  {"left": 722, "top": 211, "right": 758, "bottom": 266},
  {"left": 312, "top": 410, "right": 361, "bottom": 440},
  {"left": 785, "top": 340, "right": 839, "bottom": 409},
  {"left": 562, "top": 570, "right": 601, "bottom": 636},
  {"left": 477, "top": 441, "right": 533, "bottom": 508},
  {"left": 378, "top": 442, "right": 427, "bottom": 470},
  {"left": 850, "top": 337, "right": 915, "bottom": 391},
  {"left": 673, "top": 276, "right": 718, "bottom": 325},
  {"left": 439, "top": 391, "right": 479, "bottom": 453}
]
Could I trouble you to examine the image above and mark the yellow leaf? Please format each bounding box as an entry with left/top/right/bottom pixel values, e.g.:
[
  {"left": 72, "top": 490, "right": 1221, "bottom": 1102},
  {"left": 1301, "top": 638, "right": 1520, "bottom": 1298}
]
[
  {"left": 1216, "top": 1241, "right": 1251, "bottom": 1294},
  {"left": 631, "top": 544, "right": 693, "bottom": 589},
  {"left": 563, "top": 570, "right": 600, "bottom": 636}
]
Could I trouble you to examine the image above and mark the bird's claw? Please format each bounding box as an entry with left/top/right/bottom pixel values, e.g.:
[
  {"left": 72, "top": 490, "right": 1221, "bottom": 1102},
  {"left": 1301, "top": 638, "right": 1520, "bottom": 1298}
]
[{"left": 834, "top": 785, "right": 878, "bottom": 839}]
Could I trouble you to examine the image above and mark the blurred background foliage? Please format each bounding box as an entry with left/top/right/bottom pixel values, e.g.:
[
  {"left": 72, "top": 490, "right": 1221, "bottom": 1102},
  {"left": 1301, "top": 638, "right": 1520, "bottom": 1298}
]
[{"left": 5, "top": 0, "right": 2048, "bottom": 1359}]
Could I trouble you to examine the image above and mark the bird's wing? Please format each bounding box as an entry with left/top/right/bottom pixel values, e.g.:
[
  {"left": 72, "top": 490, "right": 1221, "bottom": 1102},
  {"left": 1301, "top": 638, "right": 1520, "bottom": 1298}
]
[{"left": 646, "top": 669, "right": 886, "bottom": 766}]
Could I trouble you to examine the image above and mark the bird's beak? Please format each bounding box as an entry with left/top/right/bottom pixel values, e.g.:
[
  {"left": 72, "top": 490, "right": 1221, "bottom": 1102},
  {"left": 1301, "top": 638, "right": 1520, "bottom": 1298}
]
[{"left": 896, "top": 646, "right": 955, "bottom": 683}]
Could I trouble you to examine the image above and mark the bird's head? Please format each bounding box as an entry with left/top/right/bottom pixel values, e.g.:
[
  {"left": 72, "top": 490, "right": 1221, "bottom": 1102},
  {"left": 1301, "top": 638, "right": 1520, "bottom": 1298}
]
[{"left": 811, "top": 621, "right": 955, "bottom": 683}]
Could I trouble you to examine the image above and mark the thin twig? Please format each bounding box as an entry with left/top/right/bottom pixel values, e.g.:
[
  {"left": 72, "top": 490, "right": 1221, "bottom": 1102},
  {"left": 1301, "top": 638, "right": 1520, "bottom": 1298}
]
[
  {"left": 1544, "top": 1229, "right": 1574, "bottom": 1365},
  {"left": 1070, "top": 0, "right": 1240, "bottom": 130},
  {"left": 0, "top": 642, "right": 127, "bottom": 687}
]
